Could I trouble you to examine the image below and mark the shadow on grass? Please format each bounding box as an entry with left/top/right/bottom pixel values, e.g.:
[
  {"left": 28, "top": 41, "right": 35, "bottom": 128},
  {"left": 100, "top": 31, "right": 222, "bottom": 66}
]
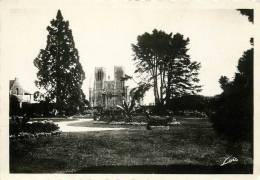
[
  {"left": 75, "top": 164, "right": 253, "bottom": 174},
  {"left": 10, "top": 158, "right": 67, "bottom": 173}
]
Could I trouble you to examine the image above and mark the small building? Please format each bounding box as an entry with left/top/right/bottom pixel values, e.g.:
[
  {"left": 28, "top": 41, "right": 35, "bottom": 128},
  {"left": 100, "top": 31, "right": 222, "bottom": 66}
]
[{"left": 9, "top": 77, "right": 33, "bottom": 108}]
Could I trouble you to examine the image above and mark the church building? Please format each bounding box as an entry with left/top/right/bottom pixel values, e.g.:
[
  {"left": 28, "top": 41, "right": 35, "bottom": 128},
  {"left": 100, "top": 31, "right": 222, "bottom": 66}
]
[{"left": 89, "top": 66, "right": 129, "bottom": 108}]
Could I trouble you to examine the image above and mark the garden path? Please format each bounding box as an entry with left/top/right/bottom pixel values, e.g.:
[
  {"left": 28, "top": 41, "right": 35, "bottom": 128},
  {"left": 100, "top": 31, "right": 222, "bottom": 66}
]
[{"left": 55, "top": 119, "right": 127, "bottom": 132}]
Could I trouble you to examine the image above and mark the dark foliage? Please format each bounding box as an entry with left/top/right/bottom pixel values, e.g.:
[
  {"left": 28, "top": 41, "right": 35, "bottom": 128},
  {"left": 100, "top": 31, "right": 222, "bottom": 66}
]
[
  {"left": 9, "top": 94, "right": 56, "bottom": 117},
  {"left": 9, "top": 95, "right": 21, "bottom": 116},
  {"left": 145, "top": 94, "right": 216, "bottom": 118},
  {"left": 211, "top": 48, "right": 253, "bottom": 141},
  {"left": 166, "top": 95, "right": 215, "bottom": 115},
  {"left": 237, "top": 9, "right": 254, "bottom": 23},
  {"left": 10, "top": 116, "right": 29, "bottom": 135},
  {"left": 10, "top": 101, "right": 57, "bottom": 117}
]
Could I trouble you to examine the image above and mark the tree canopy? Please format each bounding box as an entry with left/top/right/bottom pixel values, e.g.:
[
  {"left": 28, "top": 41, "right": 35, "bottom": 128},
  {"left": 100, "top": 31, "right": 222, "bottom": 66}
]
[
  {"left": 34, "top": 10, "right": 86, "bottom": 115},
  {"left": 132, "top": 29, "right": 201, "bottom": 106},
  {"left": 212, "top": 46, "right": 253, "bottom": 141}
]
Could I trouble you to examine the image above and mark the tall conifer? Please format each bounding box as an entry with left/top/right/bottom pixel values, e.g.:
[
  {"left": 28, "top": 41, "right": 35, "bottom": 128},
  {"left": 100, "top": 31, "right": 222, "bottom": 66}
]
[{"left": 34, "top": 10, "right": 86, "bottom": 115}]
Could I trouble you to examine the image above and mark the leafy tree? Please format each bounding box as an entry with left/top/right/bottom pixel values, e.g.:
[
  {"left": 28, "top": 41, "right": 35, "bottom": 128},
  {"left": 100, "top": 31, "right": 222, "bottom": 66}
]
[
  {"left": 165, "top": 33, "right": 201, "bottom": 103},
  {"left": 33, "top": 91, "right": 46, "bottom": 102},
  {"left": 237, "top": 9, "right": 253, "bottom": 23},
  {"left": 132, "top": 29, "right": 201, "bottom": 106},
  {"left": 34, "top": 10, "right": 86, "bottom": 115},
  {"left": 129, "top": 83, "right": 152, "bottom": 105}
]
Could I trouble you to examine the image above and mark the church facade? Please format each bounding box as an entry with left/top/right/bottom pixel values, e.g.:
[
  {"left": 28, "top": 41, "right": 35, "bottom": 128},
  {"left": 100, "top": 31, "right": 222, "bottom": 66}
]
[{"left": 89, "top": 66, "right": 129, "bottom": 108}]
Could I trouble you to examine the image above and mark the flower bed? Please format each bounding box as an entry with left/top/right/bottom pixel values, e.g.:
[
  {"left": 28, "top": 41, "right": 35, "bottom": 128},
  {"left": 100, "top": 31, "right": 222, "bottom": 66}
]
[
  {"left": 150, "top": 126, "right": 170, "bottom": 130},
  {"left": 109, "top": 121, "right": 147, "bottom": 126},
  {"left": 23, "top": 121, "right": 59, "bottom": 134},
  {"left": 92, "top": 109, "right": 181, "bottom": 127},
  {"left": 10, "top": 130, "right": 62, "bottom": 141}
]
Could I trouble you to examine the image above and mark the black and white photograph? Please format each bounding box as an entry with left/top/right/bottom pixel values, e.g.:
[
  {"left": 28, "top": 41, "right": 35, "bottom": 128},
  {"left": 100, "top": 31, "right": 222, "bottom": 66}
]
[{"left": 0, "top": 0, "right": 257, "bottom": 177}]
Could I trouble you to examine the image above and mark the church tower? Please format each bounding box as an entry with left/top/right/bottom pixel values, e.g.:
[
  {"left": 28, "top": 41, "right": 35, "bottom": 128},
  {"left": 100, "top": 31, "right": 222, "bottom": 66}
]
[
  {"left": 94, "top": 67, "right": 106, "bottom": 107},
  {"left": 114, "top": 66, "right": 125, "bottom": 105}
]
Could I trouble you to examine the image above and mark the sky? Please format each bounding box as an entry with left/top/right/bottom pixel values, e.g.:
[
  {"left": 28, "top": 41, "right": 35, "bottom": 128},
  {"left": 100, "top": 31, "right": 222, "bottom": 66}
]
[{"left": 1, "top": 2, "right": 253, "bottom": 103}]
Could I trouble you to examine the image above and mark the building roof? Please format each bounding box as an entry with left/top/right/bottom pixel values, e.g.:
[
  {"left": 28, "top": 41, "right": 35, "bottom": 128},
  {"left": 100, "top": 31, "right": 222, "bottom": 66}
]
[{"left": 9, "top": 77, "right": 32, "bottom": 95}]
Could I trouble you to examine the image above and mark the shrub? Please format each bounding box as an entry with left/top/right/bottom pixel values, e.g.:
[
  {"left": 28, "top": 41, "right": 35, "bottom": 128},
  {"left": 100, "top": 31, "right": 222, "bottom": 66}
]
[
  {"left": 98, "top": 108, "right": 125, "bottom": 122},
  {"left": 10, "top": 115, "right": 30, "bottom": 135},
  {"left": 168, "top": 110, "right": 208, "bottom": 118},
  {"left": 210, "top": 93, "right": 252, "bottom": 141},
  {"left": 116, "top": 100, "right": 135, "bottom": 122},
  {"left": 166, "top": 95, "right": 214, "bottom": 113}
]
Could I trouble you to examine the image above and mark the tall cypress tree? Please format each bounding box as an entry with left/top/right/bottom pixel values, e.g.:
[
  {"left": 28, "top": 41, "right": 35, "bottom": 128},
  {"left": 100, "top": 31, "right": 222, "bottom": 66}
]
[{"left": 34, "top": 10, "right": 86, "bottom": 115}]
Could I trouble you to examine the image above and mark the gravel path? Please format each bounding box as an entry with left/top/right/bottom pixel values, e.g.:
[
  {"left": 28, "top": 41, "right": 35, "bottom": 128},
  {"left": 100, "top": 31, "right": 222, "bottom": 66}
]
[{"left": 55, "top": 119, "right": 127, "bottom": 132}]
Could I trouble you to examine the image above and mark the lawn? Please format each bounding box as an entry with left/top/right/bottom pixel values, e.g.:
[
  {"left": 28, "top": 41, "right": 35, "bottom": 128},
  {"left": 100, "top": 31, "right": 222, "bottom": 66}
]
[{"left": 10, "top": 117, "right": 253, "bottom": 173}]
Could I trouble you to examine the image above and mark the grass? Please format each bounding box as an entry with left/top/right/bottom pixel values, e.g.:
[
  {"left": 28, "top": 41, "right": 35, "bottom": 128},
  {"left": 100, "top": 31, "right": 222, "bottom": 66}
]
[{"left": 10, "top": 117, "right": 253, "bottom": 173}]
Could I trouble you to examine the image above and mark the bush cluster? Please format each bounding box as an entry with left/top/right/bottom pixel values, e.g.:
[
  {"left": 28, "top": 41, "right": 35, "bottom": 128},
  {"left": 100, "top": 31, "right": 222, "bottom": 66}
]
[
  {"left": 10, "top": 97, "right": 90, "bottom": 118},
  {"left": 10, "top": 116, "right": 60, "bottom": 136},
  {"left": 173, "top": 110, "right": 208, "bottom": 118},
  {"left": 210, "top": 92, "right": 253, "bottom": 141},
  {"left": 143, "top": 105, "right": 208, "bottom": 118},
  {"left": 147, "top": 116, "right": 172, "bottom": 126}
]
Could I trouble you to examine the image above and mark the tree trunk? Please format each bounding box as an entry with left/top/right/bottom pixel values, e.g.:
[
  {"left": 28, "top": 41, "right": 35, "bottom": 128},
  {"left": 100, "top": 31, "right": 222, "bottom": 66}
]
[
  {"left": 160, "top": 72, "right": 163, "bottom": 104},
  {"left": 154, "top": 77, "right": 160, "bottom": 106},
  {"left": 154, "top": 64, "right": 162, "bottom": 106},
  {"left": 165, "top": 69, "right": 172, "bottom": 106}
]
